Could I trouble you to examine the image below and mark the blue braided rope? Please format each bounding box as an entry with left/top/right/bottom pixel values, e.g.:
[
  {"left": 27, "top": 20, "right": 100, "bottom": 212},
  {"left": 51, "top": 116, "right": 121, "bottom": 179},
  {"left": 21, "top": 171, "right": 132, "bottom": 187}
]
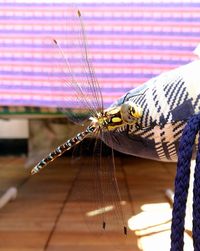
[
  {"left": 193, "top": 129, "right": 200, "bottom": 251},
  {"left": 170, "top": 113, "right": 200, "bottom": 251}
]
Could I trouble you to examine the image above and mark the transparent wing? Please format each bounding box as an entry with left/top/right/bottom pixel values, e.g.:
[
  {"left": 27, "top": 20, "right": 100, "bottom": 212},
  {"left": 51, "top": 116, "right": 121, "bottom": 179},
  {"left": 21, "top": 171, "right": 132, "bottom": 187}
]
[
  {"left": 67, "top": 133, "right": 107, "bottom": 233},
  {"left": 47, "top": 7, "right": 103, "bottom": 125},
  {"left": 82, "top": 128, "right": 131, "bottom": 234},
  {"left": 68, "top": 129, "right": 132, "bottom": 234},
  {"left": 99, "top": 129, "right": 131, "bottom": 234}
]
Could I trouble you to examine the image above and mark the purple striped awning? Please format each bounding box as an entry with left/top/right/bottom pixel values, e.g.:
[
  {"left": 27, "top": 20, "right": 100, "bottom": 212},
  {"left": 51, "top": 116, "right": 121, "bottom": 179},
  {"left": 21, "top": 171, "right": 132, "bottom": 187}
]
[{"left": 0, "top": 1, "right": 199, "bottom": 109}]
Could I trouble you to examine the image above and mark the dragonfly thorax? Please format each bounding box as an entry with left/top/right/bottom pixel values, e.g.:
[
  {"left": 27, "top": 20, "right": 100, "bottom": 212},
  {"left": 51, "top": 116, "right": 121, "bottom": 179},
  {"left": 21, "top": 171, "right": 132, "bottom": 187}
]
[{"left": 90, "top": 101, "right": 143, "bottom": 131}]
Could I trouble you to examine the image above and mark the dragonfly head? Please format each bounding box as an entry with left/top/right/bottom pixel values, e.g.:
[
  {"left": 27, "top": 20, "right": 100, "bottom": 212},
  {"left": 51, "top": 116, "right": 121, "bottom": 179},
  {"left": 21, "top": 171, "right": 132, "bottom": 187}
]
[{"left": 120, "top": 101, "right": 143, "bottom": 124}]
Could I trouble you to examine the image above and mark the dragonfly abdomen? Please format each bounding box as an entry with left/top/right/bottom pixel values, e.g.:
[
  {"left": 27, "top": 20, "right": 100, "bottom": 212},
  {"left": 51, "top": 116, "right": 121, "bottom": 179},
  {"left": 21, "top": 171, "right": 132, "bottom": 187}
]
[{"left": 31, "top": 124, "right": 96, "bottom": 175}]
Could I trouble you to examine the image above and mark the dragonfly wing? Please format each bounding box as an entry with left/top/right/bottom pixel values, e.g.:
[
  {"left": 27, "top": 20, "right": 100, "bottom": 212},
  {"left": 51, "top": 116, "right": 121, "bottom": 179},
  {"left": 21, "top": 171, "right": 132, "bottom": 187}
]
[
  {"left": 94, "top": 129, "right": 132, "bottom": 234},
  {"left": 46, "top": 7, "right": 103, "bottom": 125},
  {"left": 68, "top": 133, "right": 107, "bottom": 233},
  {"left": 67, "top": 128, "right": 132, "bottom": 234}
]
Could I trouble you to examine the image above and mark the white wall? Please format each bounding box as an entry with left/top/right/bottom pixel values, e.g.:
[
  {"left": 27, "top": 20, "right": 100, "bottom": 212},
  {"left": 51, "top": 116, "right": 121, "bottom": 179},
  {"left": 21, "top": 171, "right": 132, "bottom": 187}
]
[{"left": 0, "top": 119, "right": 29, "bottom": 139}]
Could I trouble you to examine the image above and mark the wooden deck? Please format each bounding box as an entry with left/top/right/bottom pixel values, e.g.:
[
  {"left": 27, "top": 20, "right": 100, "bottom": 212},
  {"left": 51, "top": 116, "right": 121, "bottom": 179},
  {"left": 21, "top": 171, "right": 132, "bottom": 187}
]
[{"left": 0, "top": 156, "right": 193, "bottom": 251}]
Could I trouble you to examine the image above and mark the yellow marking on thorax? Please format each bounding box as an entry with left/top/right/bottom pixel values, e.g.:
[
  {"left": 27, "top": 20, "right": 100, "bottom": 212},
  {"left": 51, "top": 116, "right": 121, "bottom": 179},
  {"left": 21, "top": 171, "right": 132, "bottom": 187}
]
[
  {"left": 107, "top": 125, "right": 117, "bottom": 130},
  {"left": 107, "top": 107, "right": 121, "bottom": 115},
  {"left": 98, "top": 117, "right": 104, "bottom": 124},
  {"left": 112, "top": 117, "right": 122, "bottom": 123}
]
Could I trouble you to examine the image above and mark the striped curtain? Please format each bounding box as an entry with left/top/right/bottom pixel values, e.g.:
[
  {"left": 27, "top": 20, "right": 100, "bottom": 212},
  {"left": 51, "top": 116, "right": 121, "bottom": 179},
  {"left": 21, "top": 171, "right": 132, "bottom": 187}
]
[{"left": 0, "top": 1, "right": 199, "bottom": 109}]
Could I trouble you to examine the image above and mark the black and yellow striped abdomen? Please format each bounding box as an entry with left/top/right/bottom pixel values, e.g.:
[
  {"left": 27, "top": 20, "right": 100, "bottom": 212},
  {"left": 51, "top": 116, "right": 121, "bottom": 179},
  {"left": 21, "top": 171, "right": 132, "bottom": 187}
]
[{"left": 31, "top": 124, "right": 96, "bottom": 175}]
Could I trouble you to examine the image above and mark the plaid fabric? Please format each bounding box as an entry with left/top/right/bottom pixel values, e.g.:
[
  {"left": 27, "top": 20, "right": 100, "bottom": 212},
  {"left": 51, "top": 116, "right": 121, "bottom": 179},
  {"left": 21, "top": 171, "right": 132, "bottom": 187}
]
[
  {"left": 0, "top": 1, "right": 199, "bottom": 109},
  {"left": 106, "top": 59, "right": 200, "bottom": 162}
]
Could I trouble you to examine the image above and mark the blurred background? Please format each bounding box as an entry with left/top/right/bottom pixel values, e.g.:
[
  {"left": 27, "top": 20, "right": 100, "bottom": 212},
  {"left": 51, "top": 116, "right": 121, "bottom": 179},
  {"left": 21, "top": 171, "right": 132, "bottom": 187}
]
[{"left": 0, "top": 0, "right": 198, "bottom": 250}]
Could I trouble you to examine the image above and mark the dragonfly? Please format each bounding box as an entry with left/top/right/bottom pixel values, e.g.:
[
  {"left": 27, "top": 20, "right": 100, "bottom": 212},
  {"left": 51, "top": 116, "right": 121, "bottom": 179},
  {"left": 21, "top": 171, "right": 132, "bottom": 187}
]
[{"left": 31, "top": 9, "right": 143, "bottom": 235}]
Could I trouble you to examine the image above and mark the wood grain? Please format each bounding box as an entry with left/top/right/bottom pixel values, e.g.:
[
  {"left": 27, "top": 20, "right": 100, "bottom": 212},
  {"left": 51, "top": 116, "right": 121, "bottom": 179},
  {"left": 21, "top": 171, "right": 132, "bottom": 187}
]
[{"left": 0, "top": 156, "right": 185, "bottom": 251}]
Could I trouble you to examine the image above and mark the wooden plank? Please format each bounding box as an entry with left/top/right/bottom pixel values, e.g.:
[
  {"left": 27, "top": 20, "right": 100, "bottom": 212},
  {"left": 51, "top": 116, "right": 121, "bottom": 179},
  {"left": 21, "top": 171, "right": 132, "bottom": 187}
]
[{"left": 0, "top": 156, "right": 191, "bottom": 251}]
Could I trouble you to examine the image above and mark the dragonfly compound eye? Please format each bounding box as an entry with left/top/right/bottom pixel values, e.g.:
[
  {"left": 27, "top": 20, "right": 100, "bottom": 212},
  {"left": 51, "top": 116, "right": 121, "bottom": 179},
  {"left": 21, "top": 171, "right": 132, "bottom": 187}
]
[{"left": 121, "top": 101, "right": 142, "bottom": 124}]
